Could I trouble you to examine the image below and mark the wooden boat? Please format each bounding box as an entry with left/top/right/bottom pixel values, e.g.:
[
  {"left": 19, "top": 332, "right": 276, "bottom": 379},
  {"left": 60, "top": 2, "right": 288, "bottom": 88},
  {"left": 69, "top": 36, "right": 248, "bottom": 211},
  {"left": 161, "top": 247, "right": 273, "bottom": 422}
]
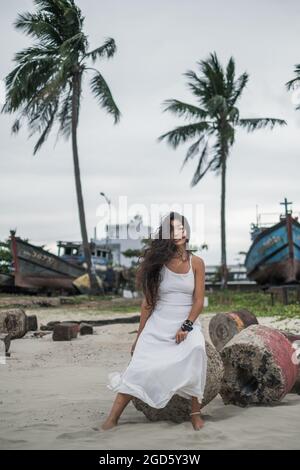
[
  {"left": 10, "top": 230, "right": 86, "bottom": 292},
  {"left": 57, "top": 240, "right": 113, "bottom": 269},
  {"left": 0, "top": 273, "right": 14, "bottom": 288},
  {"left": 245, "top": 198, "right": 300, "bottom": 286}
]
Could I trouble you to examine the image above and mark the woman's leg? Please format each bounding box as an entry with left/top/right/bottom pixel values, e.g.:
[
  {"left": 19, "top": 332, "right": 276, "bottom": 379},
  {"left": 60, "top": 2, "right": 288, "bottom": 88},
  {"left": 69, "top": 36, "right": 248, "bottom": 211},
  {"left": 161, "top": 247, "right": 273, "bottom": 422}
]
[
  {"left": 190, "top": 396, "right": 204, "bottom": 431},
  {"left": 101, "top": 392, "right": 133, "bottom": 430}
]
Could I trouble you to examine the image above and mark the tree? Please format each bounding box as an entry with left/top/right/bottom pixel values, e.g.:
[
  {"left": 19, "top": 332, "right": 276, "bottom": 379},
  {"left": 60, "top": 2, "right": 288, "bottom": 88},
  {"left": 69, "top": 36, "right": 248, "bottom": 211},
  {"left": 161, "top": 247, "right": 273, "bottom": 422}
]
[
  {"left": 158, "top": 52, "right": 286, "bottom": 288},
  {"left": 2, "top": 0, "right": 121, "bottom": 294}
]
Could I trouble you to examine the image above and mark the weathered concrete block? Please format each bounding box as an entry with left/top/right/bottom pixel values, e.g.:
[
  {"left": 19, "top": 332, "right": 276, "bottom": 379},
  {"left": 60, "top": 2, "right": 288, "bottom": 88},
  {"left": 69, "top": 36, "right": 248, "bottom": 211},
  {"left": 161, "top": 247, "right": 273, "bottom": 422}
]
[
  {"left": 52, "top": 322, "right": 79, "bottom": 341},
  {"left": 131, "top": 341, "right": 224, "bottom": 423},
  {"left": 80, "top": 323, "right": 93, "bottom": 335},
  {"left": 220, "top": 324, "right": 298, "bottom": 406},
  {"left": 209, "top": 309, "right": 258, "bottom": 352},
  {"left": 26, "top": 315, "right": 38, "bottom": 332},
  {"left": 0, "top": 308, "right": 27, "bottom": 339}
]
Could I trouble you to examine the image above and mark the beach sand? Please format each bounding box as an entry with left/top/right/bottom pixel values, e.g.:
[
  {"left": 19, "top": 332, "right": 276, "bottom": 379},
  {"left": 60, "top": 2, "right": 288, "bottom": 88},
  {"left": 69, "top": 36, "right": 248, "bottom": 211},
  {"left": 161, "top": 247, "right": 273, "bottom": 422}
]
[{"left": 0, "top": 309, "right": 300, "bottom": 450}]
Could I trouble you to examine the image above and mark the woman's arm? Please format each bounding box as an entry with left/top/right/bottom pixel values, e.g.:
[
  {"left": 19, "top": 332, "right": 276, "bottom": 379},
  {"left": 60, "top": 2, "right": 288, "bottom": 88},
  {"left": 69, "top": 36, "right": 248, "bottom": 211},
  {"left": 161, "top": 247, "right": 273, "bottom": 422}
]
[
  {"left": 130, "top": 297, "right": 153, "bottom": 355},
  {"left": 175, "top": 256, "right": 205, "bottom": 344},
  {"left": 136, "top": 296, "right": 153, "bottom": 338},
  {"left": 187, "top": 256, "right": 205, "bottom": 323}
]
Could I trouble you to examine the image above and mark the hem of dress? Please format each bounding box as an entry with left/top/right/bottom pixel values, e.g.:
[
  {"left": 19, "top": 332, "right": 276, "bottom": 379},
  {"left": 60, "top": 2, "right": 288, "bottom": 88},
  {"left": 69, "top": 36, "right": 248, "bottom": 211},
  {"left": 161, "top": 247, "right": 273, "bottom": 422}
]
[{"left": 106, "top": 371, "right": 204, "bottom": 409}]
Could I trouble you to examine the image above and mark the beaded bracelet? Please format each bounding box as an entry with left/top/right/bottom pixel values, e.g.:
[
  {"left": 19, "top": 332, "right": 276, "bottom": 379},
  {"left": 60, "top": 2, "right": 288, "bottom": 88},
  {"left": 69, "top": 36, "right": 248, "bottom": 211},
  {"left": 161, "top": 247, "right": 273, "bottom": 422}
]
[{"left": 181, "top": 319, "right": 194, "bottom": 332}]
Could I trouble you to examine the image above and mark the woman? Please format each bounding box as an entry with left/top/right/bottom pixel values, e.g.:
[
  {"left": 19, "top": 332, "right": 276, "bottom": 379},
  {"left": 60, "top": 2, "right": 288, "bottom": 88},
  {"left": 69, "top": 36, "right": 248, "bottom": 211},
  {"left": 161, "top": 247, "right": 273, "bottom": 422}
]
[{"left": 101, "top": 211, "right": 207, "bottom": 431}]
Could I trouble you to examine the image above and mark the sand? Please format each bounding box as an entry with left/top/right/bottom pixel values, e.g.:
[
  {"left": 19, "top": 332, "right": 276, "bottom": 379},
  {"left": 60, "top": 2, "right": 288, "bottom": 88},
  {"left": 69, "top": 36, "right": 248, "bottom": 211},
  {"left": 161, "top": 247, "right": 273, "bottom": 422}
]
[{"left": 0, "top": 309, "right": 300, "bottom": 450}]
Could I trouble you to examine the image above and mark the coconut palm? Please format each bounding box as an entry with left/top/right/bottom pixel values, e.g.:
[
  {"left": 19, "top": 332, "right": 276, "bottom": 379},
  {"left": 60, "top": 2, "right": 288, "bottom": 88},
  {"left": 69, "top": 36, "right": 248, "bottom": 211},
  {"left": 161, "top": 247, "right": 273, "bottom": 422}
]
[
  {"left": 2, "top": 0, "right": 121, "bottom": 293},
  {"left": 158, "top": 52, "right": 286, "bottom": 288}
]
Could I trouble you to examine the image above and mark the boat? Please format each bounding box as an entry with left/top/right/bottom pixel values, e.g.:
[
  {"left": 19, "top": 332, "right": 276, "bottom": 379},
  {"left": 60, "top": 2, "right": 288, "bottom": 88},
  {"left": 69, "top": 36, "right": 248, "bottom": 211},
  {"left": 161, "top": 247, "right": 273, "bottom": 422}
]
[
  {"left": 245, "top": 198, "right": 300, "bottom": 286},
  {"left": 57, "top": 240, "right": 113, "bottom": 269},
  {"left": 10, "top": 230, "right": 86, "bottom": 293}
]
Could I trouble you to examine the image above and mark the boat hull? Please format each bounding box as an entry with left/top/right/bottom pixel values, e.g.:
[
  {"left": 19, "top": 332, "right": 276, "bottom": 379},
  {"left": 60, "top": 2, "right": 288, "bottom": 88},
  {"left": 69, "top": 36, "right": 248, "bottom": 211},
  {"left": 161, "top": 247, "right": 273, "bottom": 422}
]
[
  {"left": 10, "top": 231, "right": 86, "bottom": 292},
  {"left": 245, "top": 215, "right": 300, "bottom": 286}
]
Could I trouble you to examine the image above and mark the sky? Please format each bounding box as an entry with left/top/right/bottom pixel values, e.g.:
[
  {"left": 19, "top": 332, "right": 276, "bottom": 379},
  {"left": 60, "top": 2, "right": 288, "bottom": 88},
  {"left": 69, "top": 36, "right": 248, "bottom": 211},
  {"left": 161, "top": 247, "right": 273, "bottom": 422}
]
[{"left": 1, "top": 0, "right": 300, "bottom": 266}]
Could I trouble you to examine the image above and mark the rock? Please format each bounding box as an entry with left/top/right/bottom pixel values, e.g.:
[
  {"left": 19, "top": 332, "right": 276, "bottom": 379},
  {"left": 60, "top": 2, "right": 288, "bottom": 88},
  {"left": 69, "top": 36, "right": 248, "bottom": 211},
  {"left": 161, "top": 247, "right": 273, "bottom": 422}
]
[
  {"left": 0, "top": 308, "right": 27, "bottom": 339},
  {"left": 220, "top": 325, "right": 298, "bottom": 406},
  {"left": 26, "top": 315, "right": 38, "bottom": 332},
  {"left": 209, "top": 309, "right": 258, "bottom": 352},
  {"left": 131, "top": 341, "right": 224, "bottom": 423},
  {"left": 80, "top": 323, "right": 93, "bottom": 335},
  {"left": 52, "top": 323, "right": 79, "bottom": 341}
]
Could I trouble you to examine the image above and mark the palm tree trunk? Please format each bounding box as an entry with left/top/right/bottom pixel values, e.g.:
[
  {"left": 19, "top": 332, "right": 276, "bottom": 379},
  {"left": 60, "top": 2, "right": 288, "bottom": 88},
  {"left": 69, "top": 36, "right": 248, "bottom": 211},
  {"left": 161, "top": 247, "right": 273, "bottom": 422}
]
[
  {"left": 220, "top": 145, "right": 228, "bottom": 289},
  {"left": 71, "top": 69, "right": 99, "bottom": 294}
]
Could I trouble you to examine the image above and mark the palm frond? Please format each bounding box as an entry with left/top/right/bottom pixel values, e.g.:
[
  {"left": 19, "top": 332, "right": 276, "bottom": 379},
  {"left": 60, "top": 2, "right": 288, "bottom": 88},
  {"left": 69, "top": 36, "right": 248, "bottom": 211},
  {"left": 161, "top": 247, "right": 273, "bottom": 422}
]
[
  {"left": 238, "top": 118, "right": 287, "bottom": 131},
  {"left": 32, "top": 100, "right": 59, "bottom": 154},
  {"left": 14, "top": 12, "right": 63, "bottom": 45},
  {"left": 286, "top": 64, "right": 300, "bottom": 91},
  {"left": 180, "top": 136, "right": 205, "bottom": 171},
  {"left": 157, "top": 122, "right": 210, "bottom": 149},
  {"left": 161, "top": 99, "right": 208, "bottom": 121},
  {"left": 90, "top": 71, "right": 121, "bottom": 124},
  {"left": 85, "top": 38, "right": 116, "bottom": 62},
  {"left": 229, "top": 72, "right": 249, "bottom": 106},
  {"left": 190, "top": 142, "right": 216, "bottom": 187}
]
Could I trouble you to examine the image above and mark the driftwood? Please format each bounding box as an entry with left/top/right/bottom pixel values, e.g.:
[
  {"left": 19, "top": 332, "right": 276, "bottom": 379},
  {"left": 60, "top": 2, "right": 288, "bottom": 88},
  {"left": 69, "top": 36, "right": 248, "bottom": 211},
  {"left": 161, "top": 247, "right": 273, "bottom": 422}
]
[
  {"left": 131, "top": 341, "right": 224, "bottom": 423},
  {"left": 209, "top": 309, "right": 258, "bottom": 352},
  {"left": 52, "top": 323, "right": 79, "bottom": 341},
  {"left": 0, "top": 308, "right": 27, "bottom": 339},
  {"left": 220, "top": 325, "right": 298, "bottom": 406},
  {"left": 40, "top": 315, "right": 140, "bottom": 331}
]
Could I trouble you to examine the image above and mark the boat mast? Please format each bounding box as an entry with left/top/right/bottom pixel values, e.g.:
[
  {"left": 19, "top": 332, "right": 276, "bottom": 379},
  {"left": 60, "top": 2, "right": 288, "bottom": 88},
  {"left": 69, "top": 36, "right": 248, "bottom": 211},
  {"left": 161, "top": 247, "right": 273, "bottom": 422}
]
[{"left": 280, "top": 197, "right": 293, "bottom": 217}]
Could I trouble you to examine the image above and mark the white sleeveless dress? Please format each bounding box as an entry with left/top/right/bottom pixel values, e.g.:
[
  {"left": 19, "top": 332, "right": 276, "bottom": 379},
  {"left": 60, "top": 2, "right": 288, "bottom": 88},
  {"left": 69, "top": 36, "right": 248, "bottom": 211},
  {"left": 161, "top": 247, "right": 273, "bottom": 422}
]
[{"left": 106, "top": 254, "right": 207, "bottom": 408}]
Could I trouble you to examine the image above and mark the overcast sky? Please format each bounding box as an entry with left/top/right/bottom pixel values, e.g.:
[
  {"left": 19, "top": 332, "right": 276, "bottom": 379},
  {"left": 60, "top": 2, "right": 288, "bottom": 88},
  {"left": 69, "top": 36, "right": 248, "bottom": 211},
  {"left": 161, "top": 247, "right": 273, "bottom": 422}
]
[{"left": 1, "top": 0, "right": 300, "bottom": 265}]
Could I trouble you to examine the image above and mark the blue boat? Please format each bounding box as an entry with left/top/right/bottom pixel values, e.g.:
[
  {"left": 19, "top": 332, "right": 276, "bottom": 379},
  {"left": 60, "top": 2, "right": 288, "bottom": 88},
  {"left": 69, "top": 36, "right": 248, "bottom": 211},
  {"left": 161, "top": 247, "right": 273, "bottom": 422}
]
[{"left": 245, "top": 198, "right": 300, "bottom": 286}]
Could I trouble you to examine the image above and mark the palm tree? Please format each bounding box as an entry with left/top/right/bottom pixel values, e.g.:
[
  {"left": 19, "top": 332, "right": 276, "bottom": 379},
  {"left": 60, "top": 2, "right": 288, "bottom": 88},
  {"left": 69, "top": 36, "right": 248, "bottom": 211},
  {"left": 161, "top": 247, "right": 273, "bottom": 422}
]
[
  {"left": 2, "top": 0, "right": 121, "bottom": 294},
  {"left": 158, "top": 52, "right": 286, "bottom": 289}
]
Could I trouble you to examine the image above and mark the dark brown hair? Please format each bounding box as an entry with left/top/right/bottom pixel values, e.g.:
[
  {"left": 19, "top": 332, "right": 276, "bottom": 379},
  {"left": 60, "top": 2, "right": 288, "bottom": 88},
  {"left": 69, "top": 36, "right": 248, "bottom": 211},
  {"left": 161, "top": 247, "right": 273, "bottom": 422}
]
[{"left": 135, "top": 211, "right": 192, "bottom": 312}]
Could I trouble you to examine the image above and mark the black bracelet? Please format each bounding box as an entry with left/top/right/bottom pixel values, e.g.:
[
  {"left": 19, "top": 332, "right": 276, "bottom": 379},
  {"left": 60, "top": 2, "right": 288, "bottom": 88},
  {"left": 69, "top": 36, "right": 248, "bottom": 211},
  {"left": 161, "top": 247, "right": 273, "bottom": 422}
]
[{"left": 181, "top": 319, "right": 194, "bottom": 332}]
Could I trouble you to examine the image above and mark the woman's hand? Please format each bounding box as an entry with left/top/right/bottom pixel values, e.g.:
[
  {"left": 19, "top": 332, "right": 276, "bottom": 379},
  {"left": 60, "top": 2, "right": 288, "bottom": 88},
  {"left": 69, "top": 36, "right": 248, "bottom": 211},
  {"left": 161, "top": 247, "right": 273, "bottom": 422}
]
[{"left": 175, "top": 328, "right": 188, "bottom": 344}]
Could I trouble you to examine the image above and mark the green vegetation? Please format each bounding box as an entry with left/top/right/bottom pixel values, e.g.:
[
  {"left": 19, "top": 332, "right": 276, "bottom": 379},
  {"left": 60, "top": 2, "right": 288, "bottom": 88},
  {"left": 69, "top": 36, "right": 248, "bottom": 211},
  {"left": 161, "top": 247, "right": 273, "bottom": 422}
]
[{"left": 204, "top": 290, "right": 300, "bottom": 320}]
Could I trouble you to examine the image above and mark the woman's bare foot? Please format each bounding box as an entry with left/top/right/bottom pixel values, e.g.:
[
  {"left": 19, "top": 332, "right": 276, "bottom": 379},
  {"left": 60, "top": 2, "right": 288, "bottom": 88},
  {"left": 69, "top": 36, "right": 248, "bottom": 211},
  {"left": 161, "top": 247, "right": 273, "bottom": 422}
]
[
  {"left": 101, "top": 417, "right": 118, "bottom": 431},
  {"left": 190, "top": 412, "right": 204, "bottom": 431}
]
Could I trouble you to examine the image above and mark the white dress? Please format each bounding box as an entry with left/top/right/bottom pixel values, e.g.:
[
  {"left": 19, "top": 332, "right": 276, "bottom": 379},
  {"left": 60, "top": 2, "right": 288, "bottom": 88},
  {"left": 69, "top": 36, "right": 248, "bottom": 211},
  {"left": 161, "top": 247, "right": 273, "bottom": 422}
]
[{"left": 106, "top": 254, "right": 207, "bottom": 408}]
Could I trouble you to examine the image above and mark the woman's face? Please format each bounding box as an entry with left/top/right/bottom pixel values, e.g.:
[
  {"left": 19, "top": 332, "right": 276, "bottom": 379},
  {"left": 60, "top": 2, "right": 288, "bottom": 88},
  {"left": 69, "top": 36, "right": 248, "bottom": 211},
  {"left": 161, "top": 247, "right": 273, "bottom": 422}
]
[{"left": 172, "top": 219, "right": 187, "bottom": 246}]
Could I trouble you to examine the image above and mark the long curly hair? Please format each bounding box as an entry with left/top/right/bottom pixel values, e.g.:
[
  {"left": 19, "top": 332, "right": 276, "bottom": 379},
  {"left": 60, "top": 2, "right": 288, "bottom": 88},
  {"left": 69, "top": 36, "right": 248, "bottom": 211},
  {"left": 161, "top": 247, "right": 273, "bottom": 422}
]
[{"left": 135, "top": 211, "right": 192, "bottom": 312}]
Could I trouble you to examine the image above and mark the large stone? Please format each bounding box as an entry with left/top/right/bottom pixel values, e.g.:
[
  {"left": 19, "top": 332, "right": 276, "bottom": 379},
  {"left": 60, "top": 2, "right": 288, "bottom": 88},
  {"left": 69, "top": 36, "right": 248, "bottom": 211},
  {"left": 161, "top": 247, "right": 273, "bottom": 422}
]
[
  {"left": 0, "top": 308, "right": 27, "bottom": 339},
  {"left": 209, "top": 309, "right": 258, "bottom": 352},
  {"left": 220, "top": 324, "right": 298, "bottom": 406},
  {"left": 131, "top": 341, "right": 224, "bottom": 423}
]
